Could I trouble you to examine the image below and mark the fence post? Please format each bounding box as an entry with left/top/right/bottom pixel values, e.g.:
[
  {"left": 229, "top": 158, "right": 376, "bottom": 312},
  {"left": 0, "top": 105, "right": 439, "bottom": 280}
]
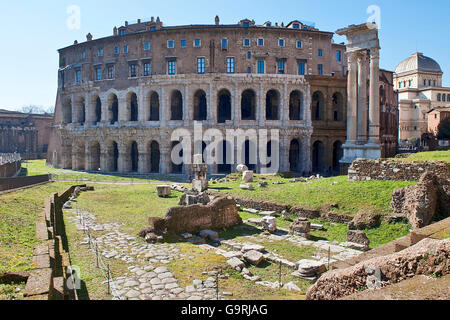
[
  {"left": 107, "top": 264, "right": 111, "bottom": 295},
  {"left": 279, "top": 260, "right": 282, "bottom": 289},
  {"left": 95, "top": 243, "right": 99, "bottom": 268}
]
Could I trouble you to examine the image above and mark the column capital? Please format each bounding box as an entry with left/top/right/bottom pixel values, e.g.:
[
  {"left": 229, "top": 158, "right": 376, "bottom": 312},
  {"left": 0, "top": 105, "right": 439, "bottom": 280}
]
[{"left": 370, "top": 47, "right": 380, "bottom": 60}]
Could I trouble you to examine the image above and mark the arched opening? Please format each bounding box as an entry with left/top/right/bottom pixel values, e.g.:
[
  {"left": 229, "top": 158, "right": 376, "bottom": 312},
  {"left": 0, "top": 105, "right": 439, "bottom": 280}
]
[
  {"left": 75, "top": 97, "right": 86, "bottom": 124},
  {"left": 95, "top": 96, "right": 102, "bottom": 124},
  {"left": 171, "top": 90, "right": 183, "bottom": 120},
  {"left": 149, "top": 141, "right": 160, "bottom": 173},
  {"left": 108, "top": 94, "right": 119, "bottom": 124},
  {"left": 111, "top": 141, "right": 119, "bottom": 172},
  {"left": 171, "top": 141, "right": 183, "bottom": 173},
  {"left": 289, "top": 91, "right": 304, "bottom": 120},
  {"left": 289, "top": 139, "right": 301, "bottom": 172},
  {"left": 332, "top": 92, "right": 344, "bottom": 121},
  {"left": 149, "top": 92, "right": 160, "bottom": 121},
  {"left": 89, "top": 141, "right": 101, "bottom": 171},
  {"left": 128, "top": 92, "right": 138, "bottom": 122},
  {"left": 63, "top": 98, "right": 72, "bottom": 124},
  {"left": 266, "top": 90, "right": 280, "bottom": 120},
  {"left": 193, "top": 90, "right": 207, "bottom": 121},
  {"left": 63, "top": 142, "right": 72, "bottom": 169},
  {"left": 74, "top": 142, "right": 86, "bottom": 171},
  {"left": 217, "top": 89, "right": 232, "bottom": 123},
  {"left": 332, "top": 141, "right": 343, "bottom": 174},
  {"left": 244, "top": 139, "right": 256, "bottom": 171},
  {"left": 218, "top": 140, "right": 232, "bottom": 174},
  {"left": 130, "top": 141, "right": 139, "bottom": 172},
  {"left": 241, "top": 89, "right": 256, "bottom": 120},
  {"left": 312, "top": 140, "right": 325, "bottom": 174},
  {"left": 312, "top": 91, "right": 324, "bottom": 121}
]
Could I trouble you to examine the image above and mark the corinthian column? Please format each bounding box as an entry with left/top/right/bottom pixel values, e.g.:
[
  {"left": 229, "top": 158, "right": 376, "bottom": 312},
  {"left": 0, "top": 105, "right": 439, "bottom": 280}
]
[
  {"left": 346, "top": 52, "right": 358, "bottom": 144},
  {"left": 357, "top": 51, "right": 368, "bottom": 143},
  {"left": 368, "top": 48, "right": 380, "bottom": 145}
]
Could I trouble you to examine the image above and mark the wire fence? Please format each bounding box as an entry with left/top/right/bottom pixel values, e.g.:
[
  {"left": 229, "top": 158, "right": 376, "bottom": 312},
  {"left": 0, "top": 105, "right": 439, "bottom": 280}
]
[{"left": 75, "top": 205, "right": 123, "bottom": 300}]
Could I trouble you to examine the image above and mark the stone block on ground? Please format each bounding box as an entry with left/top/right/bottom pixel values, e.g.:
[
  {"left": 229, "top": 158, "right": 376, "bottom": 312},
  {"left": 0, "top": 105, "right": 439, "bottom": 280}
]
[
  {"left": 157, "top": 185, "right": 171, "bottom": 198},
  {"left": 199, "top": 229, "right": 219, "bottom": 241},
  {"left": 242, "top": 171, "right": 254, "bottom": 183},
  {"left": 347, "top": 230, "right": 370, "bottom": 249},
  {"left": 290, "top": 218, "right": 311, "bottom": 239},
  {"left": 237, "top": 164, "right": 249, "bottom": 173},
  {"left": 240, "top": 184, "right": 254, "bottom": 190},
  {"left": 296, "top": 259, "right": 327, "bottom": 277},
  {"left": 243, "top": 250, "right": 264, "bottom": 266},
  {"left": 241, "top": 244, "right": 266, "bottom": 253},
  {"left": 261, "top": 216, "right": 277, "bottom": 233},
  {"left": 227, "top": 257, "right": 245, "bottom": 271}
]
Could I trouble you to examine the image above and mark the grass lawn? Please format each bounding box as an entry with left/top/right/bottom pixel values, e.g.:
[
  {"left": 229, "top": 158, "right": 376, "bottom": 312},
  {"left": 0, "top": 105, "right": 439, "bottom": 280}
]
[
  {"left": 211, "top": 175, "right": 415, "bottom": 216},
  {"left": 0, "top": 182, "right": 73, "bottom": 274},
  {"left": 391, "top": 150, "right": 450, "bottom": 164}
]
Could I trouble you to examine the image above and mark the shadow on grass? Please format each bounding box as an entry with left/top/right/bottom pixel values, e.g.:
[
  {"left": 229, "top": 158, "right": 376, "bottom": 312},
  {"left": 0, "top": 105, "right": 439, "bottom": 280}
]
[{"left": 75, "top": 280, "right": 90, "bottom": 300}]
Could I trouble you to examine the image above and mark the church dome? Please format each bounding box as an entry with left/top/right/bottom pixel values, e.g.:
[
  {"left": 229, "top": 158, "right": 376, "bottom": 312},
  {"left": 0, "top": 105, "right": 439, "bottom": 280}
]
[{"left": 395, "top": 53, "right": 442, "bottom": 74}]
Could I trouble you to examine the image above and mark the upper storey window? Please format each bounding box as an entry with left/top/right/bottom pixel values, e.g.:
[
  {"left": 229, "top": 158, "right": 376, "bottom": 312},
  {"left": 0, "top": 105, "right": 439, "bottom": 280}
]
[
  {"left": 95, "top": 67, "right": 102, "bottom": 81},
  {"left": 293, "top": 23, "right": 300, "bottom": 29},
  {"left": 243, "top": 22, "right": 250, "bottom": 28},
  {"left": 181, "top": 40, "right": 187, "bottom": 48},
  {"left": 168, "top": 60, "right": 176, "bottom": 75},
  {"left": 98, "top": 49, "right": 104, "bottom": 57},
  {"left": 226, "top": 57, "right": 235, "bottom": 73},
  {"left": 318, "top": 64, "right": 323, "bottom": 75},
  {"left": 119, "top": 29, "right": 127, "bottom": 36},
  {"left": 143, "top": 63, "right": 151, "bottom": 76},
  {"left": 296, "top": 41, "right": 302, "bottom": 49},
  {"left": 123, "top": 45, "right": 129, "bottom": 53},
  {"left": 194, "top": 39, "right": 201, "bottom": 47},
  {"left": 197, "top": 57, "right": 205, "bottom": 74},
  {"left": 298, "top": 61, "right": 306, "bottom": 75},
  {"left": 144, "top": 42, "right": 151, "bottom": 51},
  {"left": 318, "top": 49, "right": 323, "bottom": 57},
  {"left": 258, "top": 38, "right": 264, "bottom": 46},
  {"left": 81, "top": 51, "right": 86, "bottom": 59},
  {"left": 222, "top": 39, "right": 228, "bottom": 50},
  {"left": 438, "top": 94, "right": 442, "bottom": 102},
  {"left": 130, "top": 64, "right": 137, "bottom": 78},
  {"left": 75, "top": 70, "right": 81, "bottom": 83},
  {"left": 336, "top": 50, "right": 342, "bottom": 62},
  {"left": 277, "top": 60, "right": 285, "bottom": 74},
  {"left": 167, "top": 40, "right": 175, "bottom": 49},
  {"left": 114, "top": 47, "right": 119, "bottom": 55},
  {"left": 243, "top": 39, "right": 250, "bottom": 47},
  {"left": 107, "top": 65, "right": 115, "bottom": 79},
  {"left": 257, "top": 60, "right": 265, "bottom": 74},
  {"left": 278, "top": 39, "right": 285, "bottom": 47}
]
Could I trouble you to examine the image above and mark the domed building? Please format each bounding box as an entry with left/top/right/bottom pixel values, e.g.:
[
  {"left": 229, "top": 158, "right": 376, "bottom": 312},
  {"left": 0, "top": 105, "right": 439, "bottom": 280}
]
[{"left": 394, "top": 52, "right": 450, "bottom": 141}]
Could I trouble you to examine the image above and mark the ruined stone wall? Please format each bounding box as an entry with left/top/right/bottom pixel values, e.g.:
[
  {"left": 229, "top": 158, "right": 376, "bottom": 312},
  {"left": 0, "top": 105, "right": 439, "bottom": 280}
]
[
  {"left": 348, "top": 159, "right": 450, "bottom": 185},
  {"left": 0, "top": 175, "right": 50, "bottom": 192},
  {"left": 0, "top": 160, "right": 21, "bottom": 177},
  {"left": 24, "top": 185, "right": 83, "bottom": 300}
]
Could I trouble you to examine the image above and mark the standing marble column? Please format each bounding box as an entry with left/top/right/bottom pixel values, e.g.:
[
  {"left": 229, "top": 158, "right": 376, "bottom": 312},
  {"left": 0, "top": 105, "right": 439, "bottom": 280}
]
[
  {"left": 357, "top": 51, "right": 368, "bottom": 143},
  {"left": 346, "top": 52, "right": 358, "bottom": 144},
  {"left": 368, "top": 48, "right": 380, "bottom": 145}
]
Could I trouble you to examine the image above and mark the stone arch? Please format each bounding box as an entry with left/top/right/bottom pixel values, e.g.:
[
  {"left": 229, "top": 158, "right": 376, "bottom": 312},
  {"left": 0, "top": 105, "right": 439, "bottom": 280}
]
[
  {"left": 62, "top": 97, "right": 72, "bottom": 124},
  {"left": 332, "top": 92, "right": 344, "bottom": 121},
  {"left": 127, "top": 92, "right": 139, "bottom": 122},
  {"left": 107, "top": 93, "right": 119, "bottom": 124},
  {"left": 128, "top": 141, "right": 139, "bottom": 172},
  {"left": 73, "top": 141, "right": 86, "bottom": 170},
  {"left": 170, "top": 90, "right": 183, "bottom": 120},
  {"left": 149, "top": 140, "right": 160, "bottom": 173},
  {"left": 94, "top": 96, "right": 102, "bottom": 124},
  {"left": 75, "top": 96, "right": 86, "bottom": 124},
  {"left": 289, "top": 139, "right": 301, "bottom": 172},
  {"left": 312, "top": 91, "right": 325, "bottom": 121},
  {"left": 171, "top": 141, "right": 183, "bottom": 173},
  {"left": 149, "top": 91, "right": 160, "bottom": 121},
  {"left": 243, "top": 139, "right": 256, "bottom": 171},
  {"left": 193, "top": 89, "right": 207, "bottom": 121},
  {"left": 266, "top": 89, "right": 280, "bottom": 120},
  {"left": 217, "top": 89, "right": 232, "bottom": 123},
  {"left": 289, "top": 90, "right": 304, "bottom": 120},
  {"left": 218, "top": 140, "right": 232, "bottom": 174},
  {"left": 106, "top": 140, "right": 119, "bottom": 172},
  {"left": 241, "top": 89, "right": 256, "bottom": 120},
  {"left": 88, "top": 141, "right": 101, "bottom": 171},
  {"left": 312, "top": 140, "right": 325, "bottom": 174},
  {"left": 332, "top": 140, "right": 343, "bottom": 173}
]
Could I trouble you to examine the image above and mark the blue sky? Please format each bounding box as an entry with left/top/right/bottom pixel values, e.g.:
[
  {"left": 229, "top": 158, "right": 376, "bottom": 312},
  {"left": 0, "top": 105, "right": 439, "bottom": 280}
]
[{"left": 1, "top": 0, "right": 449, "bottom": 110}]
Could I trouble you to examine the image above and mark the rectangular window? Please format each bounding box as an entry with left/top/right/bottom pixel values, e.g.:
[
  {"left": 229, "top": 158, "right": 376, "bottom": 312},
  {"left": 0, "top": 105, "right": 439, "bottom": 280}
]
[
  {"left": 181, "top": 40, "right": 186, "bottom": 48},
  {"left": 167, "top": 40, "right": 175, "bottom": 48},
  {"left": 114, "top": 47, "right": 119, "bottom": 55},
  {"left": 123, "top": 45, "right": 128, "bottom": 53},
  {"left": 221, "top": 39, "right": 228, "bottom": 50},
  {"left": 298, "top": 61, "right": 305, "bottom": 75},
  {"left": 98, "top": 49, "right": 103, "bottom": 57},
  {"left": 243, "top": 39, "right": 250, "bottom": 47},
  {"left": 130, "top": 64, "right": 137, "bottom": 77},
  {"left": 81, "top": 51, "right": 86, "bottom": 59},
  {"left": 277, "top": 61, "right": 285, "bottom": 74},
  {"left": 318, "top": 64, "right": 323, "bottom": 75},
  {"left": 424, "top": 80, "right": 426, "bottom": 86},
  {"left": 318, "top": 49, "right": 323, "bottom": 57},
  {"left": 144, "top": 42, "right": 150, "bottom": 51},
  {"left": 226, "top": 57, "right": 235, "bottom": 73},
  {"left": 247, "top": 51, "right": 251, "bottom": 59},
  {"left": 95, "top": 67, "right": 102, "bottom": 81},
  {"left": 296, "top": 41, "right": 302, "bottom": 49},
  {"left": 194, "top": 39, "right": 201, "bottom": 47},
  {"left": 293, "top": 23, "right": 300, "bottom": 29},
  {"left": 76, "top": 70, "right": 81, "bottom": 83},
  {"left": 257, "top": 60, "right": 265, "bottom": 74},
  {"left": 336, "top": 50, "right": 341, "bottom": 62},
  {"left": 119, "top": 29, "right": 127, "bottom": 36},
  {"left": 247, "top": 67, "right": 251, "bottom": 73},
  {"left": 243, "top": 22, "right": 250, "bottom": 28},
  {"left": 258, "top": 38, "right": 264, "bottom": 46},
  {"left": 278, "top": 39, "right": 285, "bottom": 47},
  {"left": 197, "top": 57, "right": 205, "bottom": 74},
  {"left": 143, "top": 63, "right": 151, "bottom": 76},
  {"left": 107, "top": 66, "right": 115, "bottom": 79},
  {"left": 168, "top": 61, "right": 176, "bottom": 75}
]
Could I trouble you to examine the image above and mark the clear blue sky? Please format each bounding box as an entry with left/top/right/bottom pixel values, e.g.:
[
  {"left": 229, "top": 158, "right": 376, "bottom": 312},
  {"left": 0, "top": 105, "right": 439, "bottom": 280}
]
[{"left": 1, "top": 0, "right": 449, "bottom": 110}]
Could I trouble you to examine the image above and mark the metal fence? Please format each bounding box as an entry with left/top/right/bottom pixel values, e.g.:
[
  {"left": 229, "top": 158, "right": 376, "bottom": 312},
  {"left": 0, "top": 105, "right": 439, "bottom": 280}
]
[
  {"left": 75, "top": 205, "right": 123, "bottom": 300},
  {"left": 0, "top": 153, "right": 21, "bottom": 165}
]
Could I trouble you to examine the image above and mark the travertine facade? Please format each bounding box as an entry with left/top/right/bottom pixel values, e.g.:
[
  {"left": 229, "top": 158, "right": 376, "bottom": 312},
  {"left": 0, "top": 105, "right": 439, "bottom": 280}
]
[{"left": 47, "top": 17, "right": 349, "bottom": 175}]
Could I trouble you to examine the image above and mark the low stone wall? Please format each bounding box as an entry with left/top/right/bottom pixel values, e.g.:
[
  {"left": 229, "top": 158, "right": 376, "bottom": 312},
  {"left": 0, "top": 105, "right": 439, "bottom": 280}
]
[
  {"left": 348, "top": 159, "right": 450, "bottom": 185},
  {"left": 24, "top": 185, "right": 84, "bottom": 300},
  {"left": 0, "top": 160, "right": 21, "bottom": 177},
  {"left": 0, "top": 174, "right": 50, "bottom": 192}
]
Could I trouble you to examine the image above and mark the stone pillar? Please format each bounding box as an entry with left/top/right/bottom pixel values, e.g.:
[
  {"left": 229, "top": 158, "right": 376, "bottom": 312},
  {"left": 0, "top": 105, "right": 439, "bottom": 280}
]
[
  {"left": 281, "top": 84, "right": 288, "bottom": 126},
  {"left": 368, "top": 48, "right": 380, "bottom": 145},
  {"left": 346, "top": 52, "right": 358, "bottom": 144},
  {"left": 357, "top": 51, "right": 368, "bottom": 143},
  {"left": 257, "top": 84, "right": 265, "bottom": 126},
  {"left": 86, "top": 96, "right": 96, "bottom": 126},
  {"left": 160, "top": 144, "right": 171, "bottom": 174},
  {"left": 138, "top": 88, "right": 146, "bottom": 123},
  {"left": 279, "top": 135, "right": 289, "bottom": 173},
  {"left": 118, "top": 96, "right": 127, "bottom": 124},
  {"left": 183, "top": 85, "right": 189, "bottom": 126},
  {"left": 209, "top": 83, "right": 216, "bottom": 124},
  {"left": 160, "top": 87, "right": 167, "bottom": 127},
  {"left": 118, "top": 144, "right": 129, "bottom": 173},
  {"left": 302, "top": 136, "right": 312, "bottom": 174},
  {"left": 138, "top": 141, "right": 148, "bottom": 174}
]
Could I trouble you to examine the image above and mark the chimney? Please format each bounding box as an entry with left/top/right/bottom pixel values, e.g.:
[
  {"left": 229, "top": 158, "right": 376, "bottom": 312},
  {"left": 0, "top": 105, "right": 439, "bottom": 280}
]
[
  {"left": 215, "top": 15, "right": 220, "bottom": 26},
  {"left": 86, "top": 33, "right": 93, "bottom": 41},
  {"left": 113, "top": 27, "right": 118, "bottom": 36},
  {"left": 125, "top": 21, "right": 129, "bottom": 26},
  {"left": 138, "top": 19, "right": 141, "bottom": 24}
]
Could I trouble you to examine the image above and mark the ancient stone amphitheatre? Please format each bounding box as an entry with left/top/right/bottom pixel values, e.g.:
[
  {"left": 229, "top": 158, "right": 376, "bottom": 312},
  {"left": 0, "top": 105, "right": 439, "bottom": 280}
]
[{"left": 0, "top": 151, "right": 449, "bottom": 301}]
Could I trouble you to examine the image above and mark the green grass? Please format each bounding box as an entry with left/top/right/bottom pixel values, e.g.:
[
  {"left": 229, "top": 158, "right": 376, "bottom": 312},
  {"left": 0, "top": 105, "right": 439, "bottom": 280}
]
[
  {"left": 391, "top": 150, "right": 450, "bottom": 164},
  {"left": 212, "top": 175, "right": 415, "bottom": 216},
  {"left": 0, "top": 182, "right": 73, "bottom": 274}
]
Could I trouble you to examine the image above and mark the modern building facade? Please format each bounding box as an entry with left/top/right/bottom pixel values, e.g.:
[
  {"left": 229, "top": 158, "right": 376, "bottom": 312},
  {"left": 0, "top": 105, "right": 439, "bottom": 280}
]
[{"left": 47, "top": 17, "right": 348, "bottom": 176}]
